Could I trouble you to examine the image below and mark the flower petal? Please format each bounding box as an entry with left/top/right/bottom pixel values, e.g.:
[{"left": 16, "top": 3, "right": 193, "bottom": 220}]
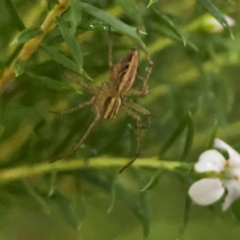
[
  {"left": 195, "top": 150, "right": 226, "bottom": 173},
  {"left": 231, "top": 165, "right": 240, "bottom": 177},
  {"left": 222, "top": 180, "right": 240, "bottom": 211},
  {"left": 188, "top": 178, "right": 225, "bottom": 205},
  {"left": 225, "top": 16, "right": 235, "bottom": 27},
  {"left": 214, "top": 138, "right": 240, "bottom": 166}
]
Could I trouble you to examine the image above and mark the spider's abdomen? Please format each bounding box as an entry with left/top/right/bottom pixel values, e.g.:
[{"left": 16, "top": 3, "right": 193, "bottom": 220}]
[
  {"left": 101, "top": 96, "right": 122, "bottom": 119},
  {"left": 111, "top": 48, "right": 139, "bottom": 95},
  {"left": 93, "top": 84, "right": 122, "bottom": 119}
]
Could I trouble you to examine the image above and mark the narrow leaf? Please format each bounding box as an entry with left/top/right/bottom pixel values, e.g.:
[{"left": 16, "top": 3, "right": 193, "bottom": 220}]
[
  {"left": 117, "top": 182, "right": 150, "bottom": 237},
  {"left": 159, "top": 114, "right": 188, "bottom": 158},
  {"left": 138, "top": 170, "right": 150, "bottom": 238},
  {"left": 117, "top": 0, "right": 143, "bottom": 25},
  {"left": 70, "top": 0, "right": 82, "bottom": 34},
  {"left": 40, "top": 44, "right": 79, "bottom": 72},
  {"left": 24, "top": 181, "right": 51, "bottom": 215},
  {"left": 180, "top": 111, "right": 194, "bottom": 161},
  {"left": 207, "top": 120, "right": 218, "bottom": 149},
  {"left": 75, "top": 193, "right": 85, "bottom": 227},
  {"left": 47, "top": 0, "right": 59, "bottom": 10},
  {"left": 155, "top": 26, "right": 198, "bottom": 51},
  {"left": 77, "top": 21, "right": 108, "bottom": 31},
  {"left": 178, "top": 196, "right": 192, "bottom": 237},
  {"left": 197, "top": 0, "right": 234, "bottom": 39},
  {"left": 79, "top": 170, "right": 150, "bottom": 238},
  {"left": 11, "top": 27, "right": 43, "bottom": 45},
  {"left": 147, "top": 0, "right": 159, "bottom": 8},
  {"left": 222, "top": 74, "right": 234, "bottom": 112},
  {"left": 141, "top": 169, "right": 165, "bottom": 192},
  {"left": 81, "top": 3, "right": 146, "bottom": 50},
  {"left": 57, "top": 17, "right": 83, "bottom": 69},
  {"left": 48, "top": 172, "right": 57, "bottom": 197},
  {"left": 0, "top": 125, "right": 5, "bottom": 138},
  {"left": 128, "top": 123, "right": 137, "bottom": 156},
  {"left": 53, "top": 191, "right": 81, "bottom": 230},
  {"left": 25, "top": 71, "right": 75, "bottom": 92},
  {"left": 107, "top": 179, "right": 117, "bottom": 214},
  {"left": 4, "top": 0, "right": 25, "bottom": 30},
  {"left": 13, "top": 59, "right": 26, "bottom": 76},
  {"left": 232, "top": 199, "right": 240, "bottom": 222},
  {"left": 153, "top": 9, "right": 186, "bottom": 46},
  {"left": 75, "top": 177, "right": 85, "bottom": 223}
]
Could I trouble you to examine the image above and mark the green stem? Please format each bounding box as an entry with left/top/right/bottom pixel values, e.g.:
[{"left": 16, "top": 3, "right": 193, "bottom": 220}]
[{"left": 0, "top": 158, "right": 189, "bottom": 183}]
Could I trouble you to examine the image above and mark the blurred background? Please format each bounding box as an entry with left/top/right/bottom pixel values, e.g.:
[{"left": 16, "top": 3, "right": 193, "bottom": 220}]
[{"left": 1, "top": 0, "right": 240, "bottom": 239}]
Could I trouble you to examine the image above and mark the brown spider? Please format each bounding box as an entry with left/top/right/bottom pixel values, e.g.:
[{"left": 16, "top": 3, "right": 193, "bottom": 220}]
[{"left": 50, "top": 33, "right": 153, "bottom": 173}]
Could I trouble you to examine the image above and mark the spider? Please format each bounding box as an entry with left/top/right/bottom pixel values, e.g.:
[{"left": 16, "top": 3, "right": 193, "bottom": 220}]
[{"left": 50, "top": 32, "right": 153, "bottom": 173}]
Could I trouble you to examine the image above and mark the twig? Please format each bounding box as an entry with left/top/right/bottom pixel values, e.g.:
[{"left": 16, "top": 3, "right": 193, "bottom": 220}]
[{"left": 0, "top": 0, "right": 70, "bottom": 92}]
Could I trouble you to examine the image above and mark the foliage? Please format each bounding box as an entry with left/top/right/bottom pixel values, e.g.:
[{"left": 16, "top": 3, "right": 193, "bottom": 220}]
[{"left": 0, "top": 0, "right": 240, "bottom": 239}]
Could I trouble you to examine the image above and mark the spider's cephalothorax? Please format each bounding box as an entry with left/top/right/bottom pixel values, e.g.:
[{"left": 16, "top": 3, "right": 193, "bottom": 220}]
[{"left": 50, "top": 37, "right": 153, "bottom": 173}]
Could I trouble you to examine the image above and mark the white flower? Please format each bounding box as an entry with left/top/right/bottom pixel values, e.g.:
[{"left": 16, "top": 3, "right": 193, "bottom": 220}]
[{"left": 188, "top": 138, "right": 240, "bottom": 210}]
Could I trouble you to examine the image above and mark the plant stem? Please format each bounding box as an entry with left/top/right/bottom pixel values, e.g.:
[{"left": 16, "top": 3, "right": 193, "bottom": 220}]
[{"left": 0, "top": 158, "right": 189, "bottom": 183}]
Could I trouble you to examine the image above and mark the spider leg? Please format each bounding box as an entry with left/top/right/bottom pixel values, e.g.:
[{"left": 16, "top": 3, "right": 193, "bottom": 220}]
[
  {"left": 53, "top": 111, "right": 101, "bottom": 161},
  {"left": 49, "top": 97, "right": 95, "bottom": 115},
  {"left": 123, "top": 99, "right": 152, "bottom": 129},
  {"left": 64, "top": 71, "right": 97, "bottom": 94},
  {"left": 127, "top": 52, "right": 153, "bottom": 97},
  {"left": 119, "top": 106, "right": 142, "bottom": 173},
  {"left": 108, "top": 26, "right": 113, "bottom": 71},
  {"left": 137, "top": 75, "right": 145, "bottom": 81}
]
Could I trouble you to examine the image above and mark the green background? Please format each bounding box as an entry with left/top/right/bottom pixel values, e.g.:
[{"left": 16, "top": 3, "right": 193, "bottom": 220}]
[{"left": 1, "top": 0, "right": 240, "bottom": 239}]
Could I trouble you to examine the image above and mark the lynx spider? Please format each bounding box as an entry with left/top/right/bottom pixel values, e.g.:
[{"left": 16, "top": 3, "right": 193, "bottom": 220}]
[{"left": 50, "top": 31, "right": 153, "bottom": 173}]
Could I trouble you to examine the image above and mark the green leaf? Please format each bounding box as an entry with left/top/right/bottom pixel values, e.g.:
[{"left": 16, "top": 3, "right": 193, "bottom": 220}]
[
  {"left": 13, "top": 58, "right": 26, "bottom": 76},
  {"left": 24, "top": 71, "right": 76, "bottom": 92},
  {"left": 0, "top": 125, "right": 5, "bottom": 138},
  {"left": 53, "top": 191, "right": 81, "bottom": 230},
  {"left": 137, "top": 170, "right": 150, "bottom": 238},
  {"left": 48, "top": 172, "right": 57, "bottom": 197},
  {"left": 180, "top": 111, "right": 194, "bottom": 161},
  {"left": 222, "top": 74, "right": 234, "bottom": 113},
  {"left": 153, "top": 9, "right": 186, "bottom": 46},
  {"left": 4, "top": 0, "right": 25, "bottom": 31},
  {"left": 57, "top": 17, "right": 83, "bottom": 69},
  {"left": 107, "top": 179, "right": 117, "bottom": 214},
  {"left": 178, "top": 196, "right": 192, "bottom": 237},
  {"left": 78, "top": 21, "right": 108, "bottom": 31},
  {"left": 11, "top": 27, "right": 43, "bottom": 45},
  {"left": 116, "top": 0, "right": 143, "bottom": 25},
  {"left": 75, "top": 177, "right": 86, "bottom": 223},
  {"left": 159, "top": 114, "right": 189, "bottom": 158},
  {"left": 79, "top": 170, "right": 150, "bottom": 238},
  {"left": 75, "top": 193, "right": 85, "bottom": 226},
  {"left": 81, "top": 3, "right": 146, "bottom": 50},
  {"left": 41, "top": 44, "right": 78, "bottom": 71},
  {"left": 147, "top": 0, "right": 159, "bottom": 8},
  {"left": 141, "top": 169, "right": 165, "bottom": 192},
  {"left": 155, "top": 26, "right": 198, "bottom": 51},
  {"left": 197, "top": 0, "right": 234, "bottom": 39},
  {"left": 128, "top": 123, "right": 137, "bottom": 156},
  {"left": 207, "top": 120, "right": 218, "bottom": 149},
  {"left": 117, "top": 182, "right": 150, "bottom": 238},
  {"left": 232, "top": 199, "right": 240, "bottom": 222},
  {"left": 47, "top": 0, "right": 59, "bottom": 10},
  {"left": 41, "top": 44, "right": 92, "bottom": 81},
  {"left": 23, "top": 181, "right": 51, "bottom": 215},
  {"left": 70, "top": 0, "right": 82, "bottom": 34}
]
